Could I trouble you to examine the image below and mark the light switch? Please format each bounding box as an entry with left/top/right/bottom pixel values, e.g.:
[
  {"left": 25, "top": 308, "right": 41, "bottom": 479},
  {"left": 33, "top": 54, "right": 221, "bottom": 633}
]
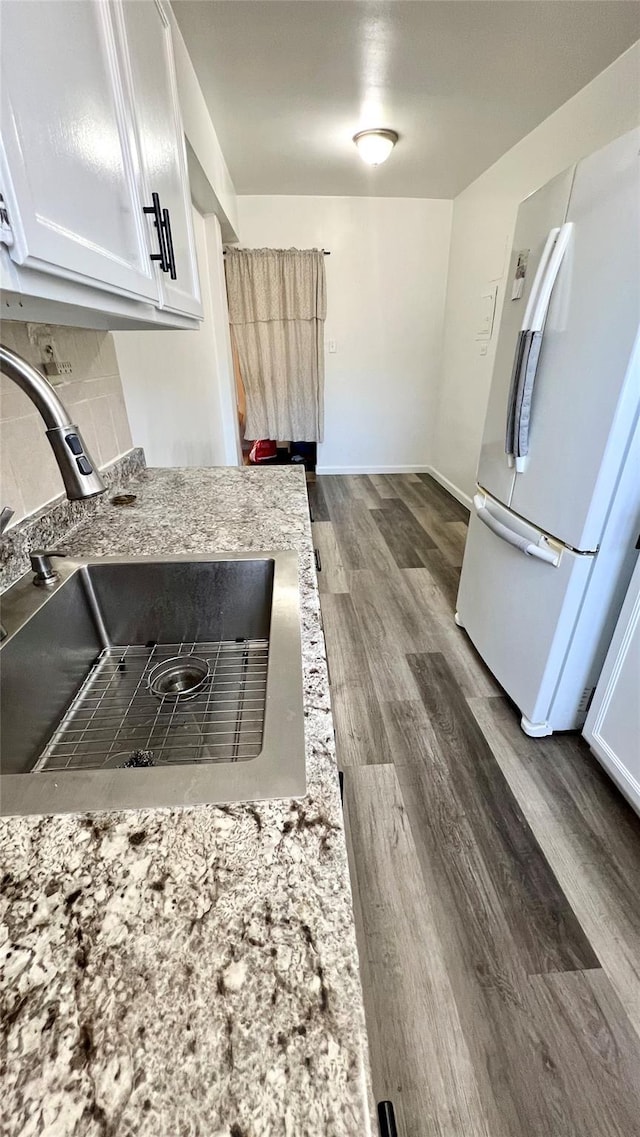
[
  {"left": 475, "top": 284, "right": 498, "bottom": 341},
  {"left": 328, "top": 339, "right": 336, "bottom": 354}
]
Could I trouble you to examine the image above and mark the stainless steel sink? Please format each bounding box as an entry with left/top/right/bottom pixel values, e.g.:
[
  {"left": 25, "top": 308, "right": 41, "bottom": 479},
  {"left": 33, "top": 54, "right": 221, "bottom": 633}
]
[{"left": 0, "top": 552, "right": 306, "bottom": 816}]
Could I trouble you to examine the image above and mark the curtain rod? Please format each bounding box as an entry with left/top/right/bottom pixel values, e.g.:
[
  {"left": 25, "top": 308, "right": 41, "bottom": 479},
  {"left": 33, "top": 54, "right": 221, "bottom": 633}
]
[{"left": 223, "top": 249, "right": 330, "bottom": 255}]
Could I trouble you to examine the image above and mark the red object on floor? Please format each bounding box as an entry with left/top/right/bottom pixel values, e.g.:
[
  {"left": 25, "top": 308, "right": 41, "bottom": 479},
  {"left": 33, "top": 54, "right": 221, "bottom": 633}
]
[{"left": 249, "top": 439, "right": 277, "bottom": 463}]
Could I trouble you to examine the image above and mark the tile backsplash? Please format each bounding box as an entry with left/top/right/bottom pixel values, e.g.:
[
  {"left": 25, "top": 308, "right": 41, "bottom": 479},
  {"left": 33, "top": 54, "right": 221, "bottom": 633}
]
[{"left": 0, "top": 321, "right": 133, "bottom": 523}]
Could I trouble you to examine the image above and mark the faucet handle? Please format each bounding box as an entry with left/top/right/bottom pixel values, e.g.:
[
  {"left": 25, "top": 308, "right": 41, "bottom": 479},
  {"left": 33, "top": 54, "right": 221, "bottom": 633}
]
[
  {"left": 1, "top": 506, "right": 15, "bottom": 536},
  {"left": 29, "top": 548, "right": 68, "bottom": 587}
]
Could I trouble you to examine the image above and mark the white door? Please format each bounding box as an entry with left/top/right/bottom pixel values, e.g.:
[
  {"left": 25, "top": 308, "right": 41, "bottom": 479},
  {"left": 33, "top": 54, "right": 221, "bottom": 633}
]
[
  {"left": 0, "top": 0, "right": 159, "bottom": 302},
  {"left": 115, "top": 0, "right": 202, "bottom": 318},
  {"left": 509, "top": 129, "right": 640, "bottom": 551},
  {"left": 477, "top": 166, "right": 574, "bottom": 507},
  {"left": 456, "top": 491, "right": 594, "bottom": 732},
  {"left": 584, "top": 556, "right": 640, "bottom": 815}
]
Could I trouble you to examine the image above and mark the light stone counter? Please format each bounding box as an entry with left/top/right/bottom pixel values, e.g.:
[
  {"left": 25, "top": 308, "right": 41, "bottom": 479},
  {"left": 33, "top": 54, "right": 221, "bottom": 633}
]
[{"left": 0, "top": 465, "right": 373, "bottom": 1137}]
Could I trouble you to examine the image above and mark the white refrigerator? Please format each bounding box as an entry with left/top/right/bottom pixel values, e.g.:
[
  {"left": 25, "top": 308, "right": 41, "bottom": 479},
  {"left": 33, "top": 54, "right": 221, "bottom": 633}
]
[{"left": 456, "top": 127, "right": 640, "bottom": 737}]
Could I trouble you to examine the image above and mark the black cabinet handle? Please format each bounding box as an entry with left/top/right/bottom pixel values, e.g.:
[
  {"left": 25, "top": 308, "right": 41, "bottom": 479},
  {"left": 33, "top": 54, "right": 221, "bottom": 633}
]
[
  {"left": 143, "top": 192, "right": 169, "bottom": 273},
  {"left": 162, "top": 207, "right": 177, "bottom": 280},
  {"left": 377, "top": 1101, "right": 398, "bottom": 1137}
]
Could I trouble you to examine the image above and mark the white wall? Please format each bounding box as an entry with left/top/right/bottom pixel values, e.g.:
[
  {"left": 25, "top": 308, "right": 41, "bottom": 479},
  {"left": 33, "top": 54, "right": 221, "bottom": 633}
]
[
  {"left": 114, "top": 210, "right": 240, "bottom": 467},
  {"left": 431, "top": 42, "right": 640, "bottom": 504},
  {"left": 237, "top": 195, "right": 452, "bottom": 473}
]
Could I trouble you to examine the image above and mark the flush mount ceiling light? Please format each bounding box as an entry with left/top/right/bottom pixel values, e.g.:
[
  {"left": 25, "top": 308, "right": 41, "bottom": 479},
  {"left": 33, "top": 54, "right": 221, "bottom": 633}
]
[{"left": 353, "top": 128, "right": 399, "bottom": 166}]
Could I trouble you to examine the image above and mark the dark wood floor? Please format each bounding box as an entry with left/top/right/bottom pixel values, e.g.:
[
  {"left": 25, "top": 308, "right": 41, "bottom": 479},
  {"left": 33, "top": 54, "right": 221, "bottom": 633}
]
[{"left": 309, "top": 471, "right": 640, "bottom": 1137}]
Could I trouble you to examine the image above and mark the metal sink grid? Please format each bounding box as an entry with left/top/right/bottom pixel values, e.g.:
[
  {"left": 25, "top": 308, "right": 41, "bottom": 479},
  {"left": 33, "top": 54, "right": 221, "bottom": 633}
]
[{"left": 35, "top": 638, "right": 269, "bottom": 771}]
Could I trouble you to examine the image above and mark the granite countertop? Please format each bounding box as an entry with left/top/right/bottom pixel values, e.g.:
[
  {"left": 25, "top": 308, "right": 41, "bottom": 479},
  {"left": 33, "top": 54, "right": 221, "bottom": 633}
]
[{"left": 0, "top": 466, "right": 373, "bottom": 1137}]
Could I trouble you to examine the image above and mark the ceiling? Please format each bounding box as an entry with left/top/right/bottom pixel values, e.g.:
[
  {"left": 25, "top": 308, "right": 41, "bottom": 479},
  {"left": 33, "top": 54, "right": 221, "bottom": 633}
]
[{"left": 172, "top": 1, "right": 640, "bottom": 198}]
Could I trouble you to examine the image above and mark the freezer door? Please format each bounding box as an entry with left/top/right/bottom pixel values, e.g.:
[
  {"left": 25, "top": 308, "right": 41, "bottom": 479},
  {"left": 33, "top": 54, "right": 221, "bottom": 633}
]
[
  {"left": 456, "top": 492, "right": 594, "bottom": 731},
  {"left": 477, "top": 166, "right": 574, "bottom": 506},
  {"left": 509, "top": 128, "right": 640, "bottom": 551}
]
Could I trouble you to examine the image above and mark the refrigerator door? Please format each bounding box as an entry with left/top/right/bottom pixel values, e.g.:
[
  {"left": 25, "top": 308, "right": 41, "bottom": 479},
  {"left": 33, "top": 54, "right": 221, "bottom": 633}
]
[
  {"left": 509, "top": 128, "right": 640, "bottom": 551},
  {"left": 477, "top": 165, "right": 574, "bottom": 507},
  {"left": 456, "top": 490, "right": 594, "bottom": 732}
]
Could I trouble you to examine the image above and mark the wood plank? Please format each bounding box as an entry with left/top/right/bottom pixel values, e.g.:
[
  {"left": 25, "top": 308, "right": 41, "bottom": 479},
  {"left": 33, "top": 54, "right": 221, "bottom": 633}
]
[
  {"left": 347, "top": 571, "right": 423, "bottom": 700},
  {"left": 403, "top": 566, "right": 502, "bottom": 697},
  {"left": 341, "top": 784, "right": 382, "bottom": 1102},
  {"left": 388, "top": 474, "right": 438, "bottom": 512},
  {"left": 370, "top": 498, "right": 437, "bottom": 570},
  {"left": 416, "top": 472, "right": 470, "bottom": 522},
  {"left": 332, "top": 504, "right": 398, "bottom": 572},
  {"left": 418, "top": 547, "right": 461, "bottom": 608},
  {"left": 367, "top": 473, "right": 398, "bottom": 499},
  {"left": 469, "top": 696, "right": 640, "bottom": 1038},
  {"left": 468, "top": 967, "right": 640, "bottom": 1137},
  {"left": 449, "top": 519, "right": 469, "bottom": 551},
  {"left": 523, "top": 969, "right": 640, "bottom": 1137},
  {"left": 343, "top": 764, "right": 491, "bottom": 1137},
  {"left": 390, "top": 753, "right": 535, "bottom": 1137},
  {"left": 406, "top": 653, "right": 599, "bottom": 975},
  {"left": 384, "top": 700, "right": 529, "bottom": 983},
  {"left": 349, "top": 568, "right": 439, "bottom": 655},
  {"left": 317, "top": 474, "right": 354, "bottom": 520},
  {"left": 384, "top": 697, "right": 550, "bottom": 991},
  {"left": 320, "top": 592, "right": 373, "bottom": 692},
  {"left": 342, "top": 475, "right": 384, "bottom": 509},
  {"left": 410, "top": 504, "right": 468, "bottom": 567},
  {"left": 330, "top": 682, "right": 393, "bottom": 767},
  {"left": 306, "top": 476, "right": 330, "bottom": 521},
  {"left": 312, "top": 521, "right": 349, "bottom": 594}
]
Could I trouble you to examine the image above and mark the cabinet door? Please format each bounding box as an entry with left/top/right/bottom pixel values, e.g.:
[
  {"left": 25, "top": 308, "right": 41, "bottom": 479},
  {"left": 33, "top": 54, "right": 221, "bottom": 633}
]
[
  {"left": 0, "top": 0, "right": 159, "bottom": 302},
  {"left": 583, "top": 557, "right": 640, "bottom": 815},
  {"left": 115, "top": 0, "right": 202, "bottom": 318}
]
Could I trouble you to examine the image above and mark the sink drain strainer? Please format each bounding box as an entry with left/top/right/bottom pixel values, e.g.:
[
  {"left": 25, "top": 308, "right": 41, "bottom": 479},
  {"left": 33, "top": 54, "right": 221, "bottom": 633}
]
[{"left": 147, "top": 654, "right": 210, "bottom": 701}]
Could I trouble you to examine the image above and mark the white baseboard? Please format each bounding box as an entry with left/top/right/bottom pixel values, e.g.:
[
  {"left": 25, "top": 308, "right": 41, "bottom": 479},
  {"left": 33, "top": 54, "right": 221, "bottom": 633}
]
[
  {"left": 424, "top": 465, "right": 473, "bottom": 511},
  {"left": 316, "top": 464, "right": 431, "bottom": 475}
]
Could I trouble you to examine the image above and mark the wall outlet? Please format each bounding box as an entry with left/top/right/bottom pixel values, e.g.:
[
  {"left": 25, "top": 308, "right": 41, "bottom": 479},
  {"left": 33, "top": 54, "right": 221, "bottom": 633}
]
[
  {"left": 43, "top": 360, "right": 73, "bottom": 378},
  {"left": 26, "top": 323, "right": 73, "bottom": 377}
]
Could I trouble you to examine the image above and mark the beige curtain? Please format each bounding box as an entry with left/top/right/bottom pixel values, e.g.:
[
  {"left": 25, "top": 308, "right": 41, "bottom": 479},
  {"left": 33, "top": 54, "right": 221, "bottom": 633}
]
[{"left": 224, "top": 247, "right": 326, "bottom": 442}]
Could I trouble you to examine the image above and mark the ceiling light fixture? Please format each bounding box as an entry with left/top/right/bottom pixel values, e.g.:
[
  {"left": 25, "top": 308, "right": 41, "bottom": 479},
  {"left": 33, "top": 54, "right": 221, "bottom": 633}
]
[{"left": 353, "top": 128, "right": 398, "bottom": 166}]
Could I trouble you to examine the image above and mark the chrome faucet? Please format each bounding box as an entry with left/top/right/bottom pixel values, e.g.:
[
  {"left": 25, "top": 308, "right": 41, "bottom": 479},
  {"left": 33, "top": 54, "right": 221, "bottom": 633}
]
[{"left": 0, "top": 343, "right": 106, "bottom": 503}]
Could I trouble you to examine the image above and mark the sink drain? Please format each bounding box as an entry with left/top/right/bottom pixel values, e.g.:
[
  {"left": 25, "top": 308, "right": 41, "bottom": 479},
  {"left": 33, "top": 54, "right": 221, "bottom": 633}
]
[{"left": 147, "top": 654, "right": 210, "bottom": 701}]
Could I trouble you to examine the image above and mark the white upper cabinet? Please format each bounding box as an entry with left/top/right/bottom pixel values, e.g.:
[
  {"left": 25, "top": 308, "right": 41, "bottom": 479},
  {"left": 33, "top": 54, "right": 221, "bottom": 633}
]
[
  {"left": 0, "top": 0, "right": 157, "bottom": 301},
  {"left": 115, "top": 0, "right": 202, "bottom": 317},
  {"left": 0, "top": 0, "right": 202, "bottom": 327}
]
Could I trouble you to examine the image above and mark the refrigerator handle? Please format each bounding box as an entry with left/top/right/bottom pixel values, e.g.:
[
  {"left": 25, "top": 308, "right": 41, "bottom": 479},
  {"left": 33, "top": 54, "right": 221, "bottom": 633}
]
[
  {"left": 513, "top": 222, "right": 574, "bottom": 472},
  {"left": 505, "top": 228, "right": 560, "bottom": 460},
  {"left": 529, "top": 222, "right": 573, "bottom": 333},
  {"left": 521, "top": 228, "right": 560, "bottom": 331},
  {"left": 473, "top": 494, "right": 561, "bottom": 566}
]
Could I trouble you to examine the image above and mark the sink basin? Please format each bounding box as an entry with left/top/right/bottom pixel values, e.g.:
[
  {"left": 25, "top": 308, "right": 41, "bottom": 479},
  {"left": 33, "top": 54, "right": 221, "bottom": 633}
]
[{"left": 0, "top": 552, "right": 306, "bottom": 816}]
